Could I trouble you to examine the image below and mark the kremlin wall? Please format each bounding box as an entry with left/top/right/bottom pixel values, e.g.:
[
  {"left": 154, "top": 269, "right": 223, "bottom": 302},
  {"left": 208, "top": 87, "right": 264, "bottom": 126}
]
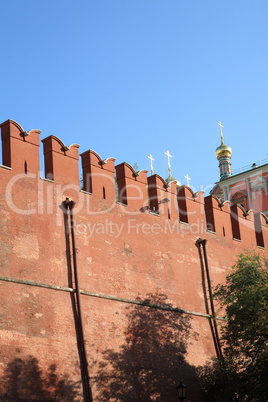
[{"left": 0, "top": 119, "right": 268, "bottom": 401}]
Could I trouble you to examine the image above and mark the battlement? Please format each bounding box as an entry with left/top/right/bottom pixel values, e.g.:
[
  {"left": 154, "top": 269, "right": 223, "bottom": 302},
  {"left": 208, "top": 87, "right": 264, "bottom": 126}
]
[{"left": 1, "top": 119, "right": 267, "bottom": 248}]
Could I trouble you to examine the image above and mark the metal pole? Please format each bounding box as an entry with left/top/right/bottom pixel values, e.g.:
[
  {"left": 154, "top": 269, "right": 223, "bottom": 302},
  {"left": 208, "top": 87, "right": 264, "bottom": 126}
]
[
  {"left": 64, "top": 199, "right": 92, "bottom": 402},
  {"left": 201, "top": 239, "right": 224, "bottom": 364}
]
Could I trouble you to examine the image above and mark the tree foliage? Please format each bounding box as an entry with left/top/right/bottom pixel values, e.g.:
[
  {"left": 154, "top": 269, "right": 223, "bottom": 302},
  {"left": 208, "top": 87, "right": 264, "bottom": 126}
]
[{"left": 208, "top": 253, "right": 268, "bottom": 401}]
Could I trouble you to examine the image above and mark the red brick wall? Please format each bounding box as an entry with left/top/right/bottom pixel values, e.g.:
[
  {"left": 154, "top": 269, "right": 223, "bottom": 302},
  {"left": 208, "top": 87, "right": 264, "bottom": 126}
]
[{"left": 0, "top": 119, "right": 267, "bottom": 401}]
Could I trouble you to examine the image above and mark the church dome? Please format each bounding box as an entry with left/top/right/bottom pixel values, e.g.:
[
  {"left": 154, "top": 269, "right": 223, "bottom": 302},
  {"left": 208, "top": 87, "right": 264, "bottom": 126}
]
[
  {"left": 166, "top": 175, "right": 181, "bottom": 187},
  {"left": 215, "top": 142, "right": 232, "bottom": 158}
]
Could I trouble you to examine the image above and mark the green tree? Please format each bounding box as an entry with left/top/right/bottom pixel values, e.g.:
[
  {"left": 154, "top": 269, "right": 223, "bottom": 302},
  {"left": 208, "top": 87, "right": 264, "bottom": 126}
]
[{"left": 206, "top": 253, "right": 268, "bottom": 401}]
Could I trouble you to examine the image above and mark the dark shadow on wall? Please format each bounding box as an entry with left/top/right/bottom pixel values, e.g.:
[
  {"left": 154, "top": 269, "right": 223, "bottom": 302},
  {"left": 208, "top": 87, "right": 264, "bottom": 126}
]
[
  {"left": 92, "top": 293, "right": 207, "bottom": 402},
  {"left": 0, "top": 355, "right": 81, "bottom": 401},
  {"left": 62, "top": 201, "right": 93, "bottom": 402},
  {"left": 195, "top": 239, "right": 223, "bottom": 365}
]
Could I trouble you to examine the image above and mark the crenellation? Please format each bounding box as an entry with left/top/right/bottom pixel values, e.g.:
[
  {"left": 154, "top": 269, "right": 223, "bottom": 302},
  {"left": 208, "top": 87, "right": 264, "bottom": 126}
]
[
  {"left": 147, "top": 174, "right": 171, "bottom": 217},
  {"left": 0, "top": 119, "right": 40, "bottom": 172},
  {"left": 204, "top": 195, "right": 216, "bottom": 233},
  {"left": 230, "top": 204, "right": 242, "bottom": 241},
  {"left": 0, "top": 118, "right": 266, "bottom": 249},
  {"left": 255, "top": 212, "right": 268, "bottom": 248},
  {"left": 230, "top": 204, "right": 256, "bottom": 245},
  {"left": 163, "top": 180, "right": 180, "bottom": 220},
  {"left": 204, "top": 196, "right": 233, "bottom": 239},
  {"left": 115, "top": 162, "right": 148, "bottom": 209},
  {"left": 81, "top": 149, "right": 116, "bottom": 202},
  {"left": 254, "top": 213, "right": 265, "bottom": 248},
  {"left": 42, "top": 135, "right": 80, "bottom": 184},
  {"left": 178, "top": 186, "right": 205, "bottom": 232}
]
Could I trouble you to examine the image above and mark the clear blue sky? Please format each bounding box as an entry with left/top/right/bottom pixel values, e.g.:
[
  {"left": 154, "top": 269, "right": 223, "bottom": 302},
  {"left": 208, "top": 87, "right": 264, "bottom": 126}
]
[{"left": 1, "top": 0, "right": 268, "bottom": 193}]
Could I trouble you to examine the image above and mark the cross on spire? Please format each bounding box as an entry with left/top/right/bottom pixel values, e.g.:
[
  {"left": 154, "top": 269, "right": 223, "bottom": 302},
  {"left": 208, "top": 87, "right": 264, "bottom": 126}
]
[
  {"left": 165, "top": 150, "right": 172, "bottom": 169},
  {"left": 147, "top": 154, "right": 155, "bottom": 175},
  {"left": 184, "top": 173, "right": 191, "bottom": 186},
  {"left": 218, "top": 121, "right": 225, "bottom": 144},
  {"left": 165, "top": 150, "right": 173, "bottom": 179}
]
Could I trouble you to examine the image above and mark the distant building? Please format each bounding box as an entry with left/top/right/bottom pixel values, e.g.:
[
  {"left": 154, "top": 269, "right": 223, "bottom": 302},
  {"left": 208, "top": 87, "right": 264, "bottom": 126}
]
[{"left": 211, "top": 123, "right": 268, "bottom": 215}]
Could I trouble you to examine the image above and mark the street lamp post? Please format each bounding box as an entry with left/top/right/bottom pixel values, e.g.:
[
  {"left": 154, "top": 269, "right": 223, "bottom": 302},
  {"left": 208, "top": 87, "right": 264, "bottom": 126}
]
[{"left": 176, "top": 382, "right": 187, "bottom": 401}]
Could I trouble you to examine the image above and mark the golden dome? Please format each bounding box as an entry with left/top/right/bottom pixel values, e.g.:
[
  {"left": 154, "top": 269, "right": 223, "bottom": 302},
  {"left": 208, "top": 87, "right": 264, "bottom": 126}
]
[
  {"left": 166, "top": 175, "right": 181, "bottom": 187},
  {"left": 215, "top": 142, "right": 232, "bottom": 158}
]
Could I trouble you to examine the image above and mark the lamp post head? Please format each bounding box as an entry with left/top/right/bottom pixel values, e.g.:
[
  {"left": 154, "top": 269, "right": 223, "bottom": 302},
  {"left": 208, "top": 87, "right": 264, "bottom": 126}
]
[{"left": 176, "top": 381, "right": 187, "bottom": 400}]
